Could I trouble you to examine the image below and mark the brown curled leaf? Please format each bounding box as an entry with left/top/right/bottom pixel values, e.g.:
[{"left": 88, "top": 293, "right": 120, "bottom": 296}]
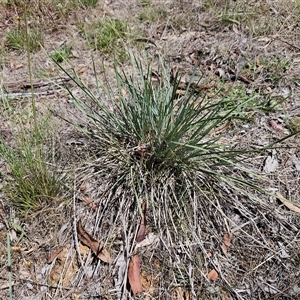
[
  {"left": 128, "top": 253, "right": 143, "bottom": 295},
  {"left": 77, "top": 219, "right": 111, "bottom": 263}
]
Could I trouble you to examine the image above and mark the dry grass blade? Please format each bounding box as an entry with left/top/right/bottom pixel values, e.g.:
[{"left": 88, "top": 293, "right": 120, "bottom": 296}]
[
  {"left": 276, "top": 192, "right": 300, "bottom": 214},
  {"left": 136, "top": 201, "right": 146, "bottom": 243}
]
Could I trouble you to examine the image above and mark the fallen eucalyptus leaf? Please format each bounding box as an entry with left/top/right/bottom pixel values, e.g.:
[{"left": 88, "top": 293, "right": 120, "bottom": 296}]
[
  {"left": 77, "top": 219, "right": 111, "bottom": 263},
  {"left": 128, "top": 254, "right": 143, "bottom": 295}
]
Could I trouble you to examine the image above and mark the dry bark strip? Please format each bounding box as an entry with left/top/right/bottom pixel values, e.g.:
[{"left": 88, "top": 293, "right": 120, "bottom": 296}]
[
  {"left": 4, "top": 77, "right": 70, "bottom": 93},
  {"left": 3, "top": 77, "right": 71, "bottom": 98},
  {"left": 276, "top": 192, "right": 300, "bottom": 214}
]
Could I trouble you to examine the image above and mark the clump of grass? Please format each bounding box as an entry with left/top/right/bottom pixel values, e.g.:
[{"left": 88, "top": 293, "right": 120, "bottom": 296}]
[
  {"left": 58, "top": 56, "right": 267, "bottom": 208},
  {"left": 138, "top": 7, "right": 167, "bottom": 23},
  {"left": 56, "top": 56, "right": 300, "bottom": 295},
  {"left": 246, "top": 55, "right": 290, "bottom": 84},
  {"left": 0, "top": 118, "right": 64, "bottom": 214},
  {"left": 115, "top": 66, "right": 250, "bottom": 169},
  {"left": 6, "top": 27, "right": 43, "bottom": 52},
  {"left": 0, "top": 1, "right": 64, "bottom": 215},
  {"left": 85, "top": 18, "right": 130, "bottom": 61},
  {"left": 78, "top": 0, "right": 98, "bottom": 8},
  {"left": 287, "top": 117, "right": 300, "bottom": 133}
]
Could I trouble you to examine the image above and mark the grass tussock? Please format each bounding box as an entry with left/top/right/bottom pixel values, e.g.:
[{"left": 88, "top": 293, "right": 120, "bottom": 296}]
[
  {"left": 6, "top": 27, "right": 43, "bottom": 52},
  {"left": 0, "top": 118, "right": 65, "bottom": 214},
  {"left": 56, "top": 56, "right": 269, "bottom": 231},
  {"left": 82, "top": 18, "right": 131, "bottom": 62}
]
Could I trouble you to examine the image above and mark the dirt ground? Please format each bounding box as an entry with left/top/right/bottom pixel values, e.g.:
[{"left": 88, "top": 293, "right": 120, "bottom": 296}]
[{"left": 0, "top": 1, "right": 300, "bottom": 299}]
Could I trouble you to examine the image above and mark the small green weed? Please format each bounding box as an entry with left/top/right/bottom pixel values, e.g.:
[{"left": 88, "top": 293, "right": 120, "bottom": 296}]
[
  {"left": 6, "top": 27, "right": 43, "bottom": 52},
  {"left": 50, "top": 45, "right": 73, "bottom": 63},
  {"left": 141, "top": 0, "right": 151, "bottom": 6},
  {"left": 287, "top": 117, "right": 300, "bottom": 133},
  {"left": 201, "top": 0, "right": 295, "bottom": 35},
  {"left": 296, "top": 0, "right": 300, "bottom": 15},
  {"left": 215, "top": 83, "right": 281, "bottom": 115},
  {"left": 201, "top": 0, "right": 261, "bottom": 25}
]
